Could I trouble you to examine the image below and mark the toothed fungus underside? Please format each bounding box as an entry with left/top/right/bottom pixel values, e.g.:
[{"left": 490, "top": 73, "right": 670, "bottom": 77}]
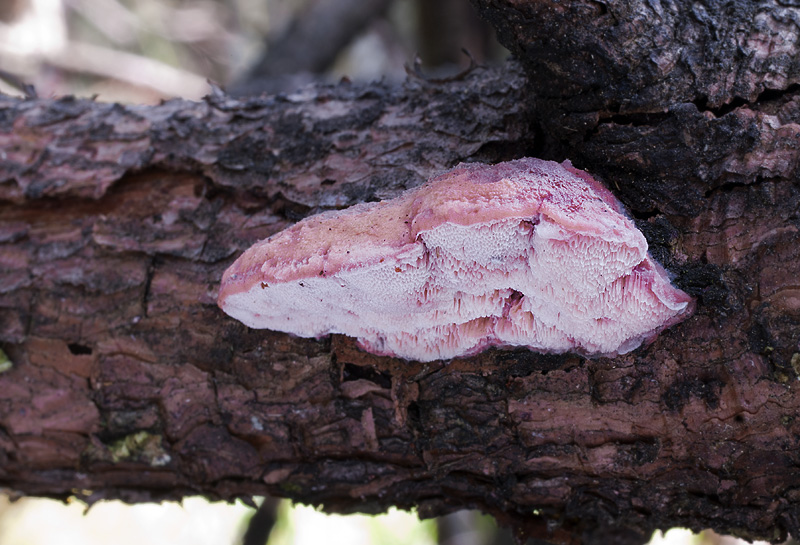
[{"left": 218, "top": 158, "right": 692, "bottom": 361}]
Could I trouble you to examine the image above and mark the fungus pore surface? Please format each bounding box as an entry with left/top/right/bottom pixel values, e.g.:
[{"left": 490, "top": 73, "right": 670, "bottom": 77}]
[{"left": 218, "top": 158, "right": 693, "bottom": 361}]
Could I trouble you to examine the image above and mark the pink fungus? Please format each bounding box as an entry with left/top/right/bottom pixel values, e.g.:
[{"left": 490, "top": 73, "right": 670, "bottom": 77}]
[{"left": 218, "top": 158, "right": 693, "bottom": 361}]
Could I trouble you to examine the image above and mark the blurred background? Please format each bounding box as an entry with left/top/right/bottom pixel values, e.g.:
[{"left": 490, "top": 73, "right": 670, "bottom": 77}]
[
  {"left": 0, "top": 1, "right": 791, "bottom": 544},
  {"left": 0, "top": 493, "right": 781, "bottom": 545},
  {"left": 0, "top": 0, "right": 506, "bottom": 101}
]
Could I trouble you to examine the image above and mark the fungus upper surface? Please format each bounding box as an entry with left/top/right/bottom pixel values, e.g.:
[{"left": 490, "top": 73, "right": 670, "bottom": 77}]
[{"left": 218, "top": 158, "right": 693, "bottom": 361}]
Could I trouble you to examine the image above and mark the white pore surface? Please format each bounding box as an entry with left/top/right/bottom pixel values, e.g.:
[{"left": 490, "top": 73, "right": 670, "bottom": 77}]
[{"left": 222, "top": 215, "right": 689, "bottom": 361}]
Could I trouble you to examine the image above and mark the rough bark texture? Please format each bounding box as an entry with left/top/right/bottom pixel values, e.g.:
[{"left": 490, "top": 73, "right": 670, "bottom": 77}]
[{"left": 2, "top": 1, "right": 800, "bottom": 544}]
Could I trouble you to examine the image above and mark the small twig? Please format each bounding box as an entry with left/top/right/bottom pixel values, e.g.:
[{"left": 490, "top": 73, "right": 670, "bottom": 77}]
[{"left": 0, "top": 68, "right": 37, "bottom": 98}]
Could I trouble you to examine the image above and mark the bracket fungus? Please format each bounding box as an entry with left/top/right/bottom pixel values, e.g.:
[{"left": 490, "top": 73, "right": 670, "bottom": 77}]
[{"left": 218, "top": 158, "right": 693, "bottom": 362}]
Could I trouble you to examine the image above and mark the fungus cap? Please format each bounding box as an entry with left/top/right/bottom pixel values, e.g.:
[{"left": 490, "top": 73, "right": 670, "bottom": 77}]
[{"left": 218, "top": 158, "right": 693, "bottom": 361}]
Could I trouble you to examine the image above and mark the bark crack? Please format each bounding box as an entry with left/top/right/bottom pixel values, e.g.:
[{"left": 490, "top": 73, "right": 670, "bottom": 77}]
[{"left": 141, "top": 256, "right": 156, "bottom": 319}]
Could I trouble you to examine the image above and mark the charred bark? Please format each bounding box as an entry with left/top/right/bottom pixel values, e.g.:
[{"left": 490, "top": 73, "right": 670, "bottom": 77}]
[{"left": 2, "top": 1, "right": 800, "bottom": 544}]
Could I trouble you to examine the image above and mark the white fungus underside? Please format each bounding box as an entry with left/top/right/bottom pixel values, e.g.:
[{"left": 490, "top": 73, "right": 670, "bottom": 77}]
[{"left": 222, "top": 216, "right": 689, "bottom": 361}]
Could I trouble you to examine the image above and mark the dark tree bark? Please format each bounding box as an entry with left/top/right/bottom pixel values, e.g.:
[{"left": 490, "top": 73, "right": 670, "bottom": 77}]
[{"left": 2, "top": 1, "right": 800, "bottom": 545}]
